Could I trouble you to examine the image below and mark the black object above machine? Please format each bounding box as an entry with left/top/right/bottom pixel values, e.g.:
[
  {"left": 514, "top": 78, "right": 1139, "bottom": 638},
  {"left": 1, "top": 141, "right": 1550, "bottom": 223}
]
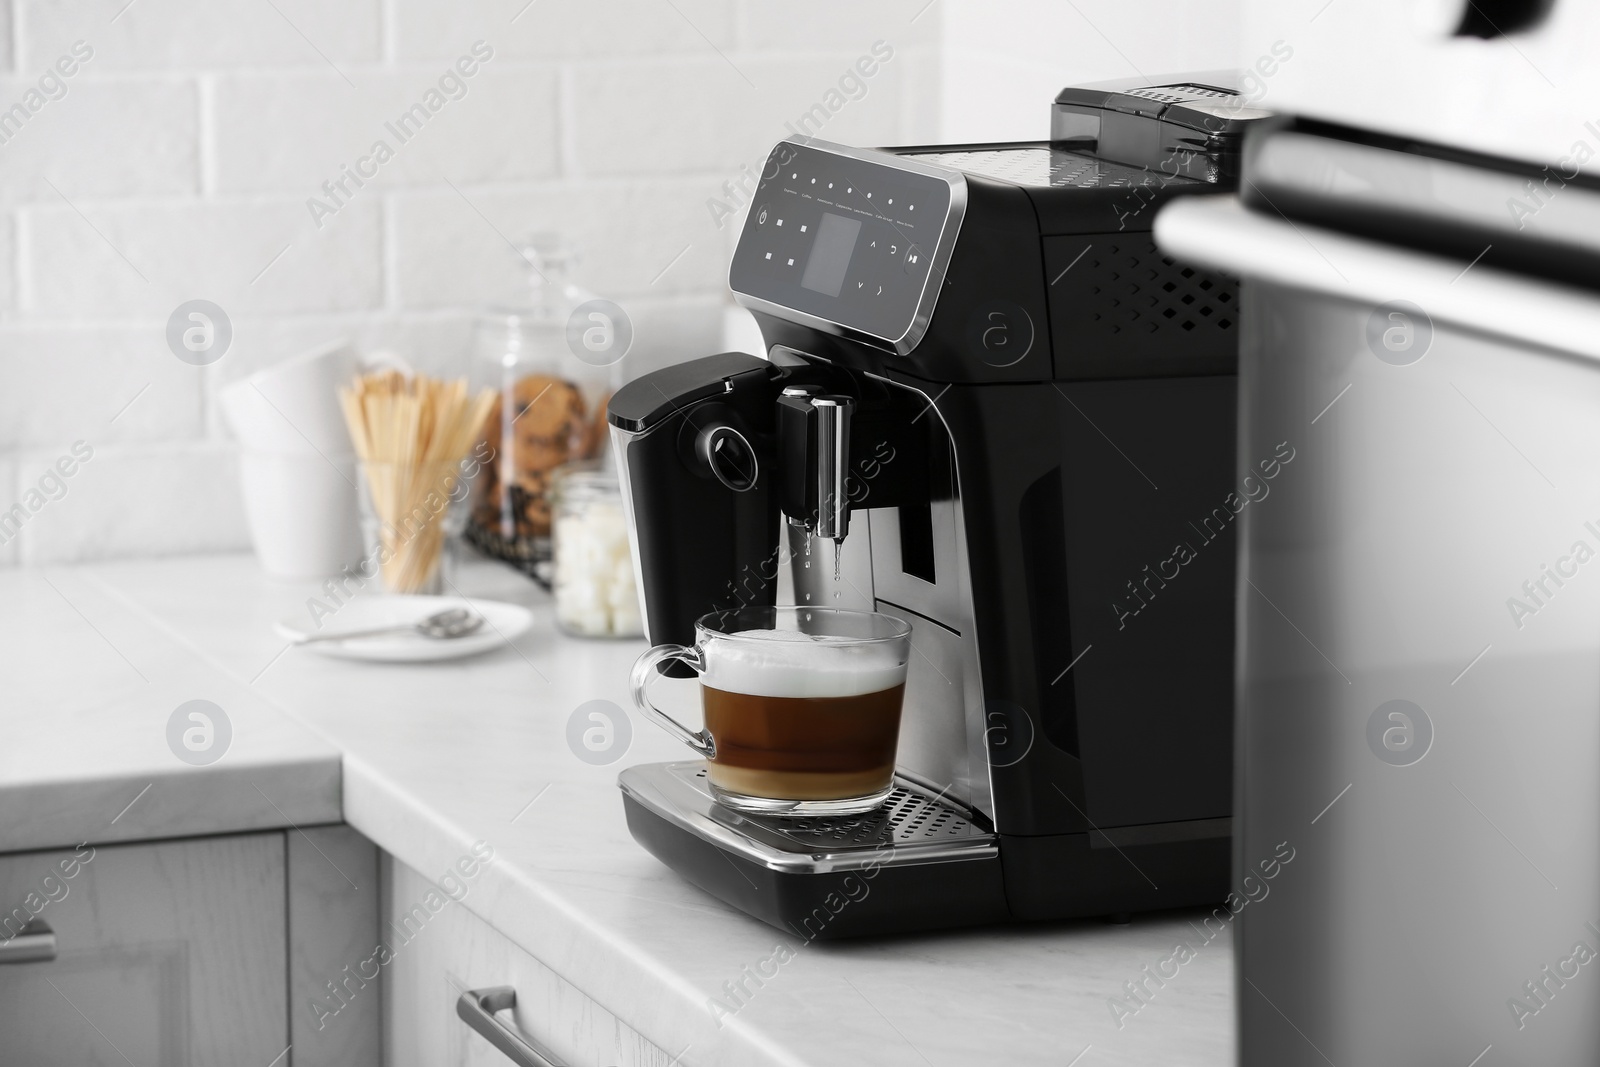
[{"left": 609, "top": 78, "right": 1263, "bottom": 937}]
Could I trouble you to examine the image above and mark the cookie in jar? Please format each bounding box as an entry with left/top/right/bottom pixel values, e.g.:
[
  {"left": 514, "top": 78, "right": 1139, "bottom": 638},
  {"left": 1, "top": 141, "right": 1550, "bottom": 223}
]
[
  {"left": 470, "top": 374, "right": 595, "bottom": 562},
  {"left": 465, "top": 232, "right": 615, "bottom": 570}
]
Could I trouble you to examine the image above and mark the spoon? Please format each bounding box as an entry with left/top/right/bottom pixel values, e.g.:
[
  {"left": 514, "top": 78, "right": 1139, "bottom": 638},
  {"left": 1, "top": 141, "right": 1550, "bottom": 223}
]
[{"left": 295, "top": 607, "right": 486, "bottom": 645}]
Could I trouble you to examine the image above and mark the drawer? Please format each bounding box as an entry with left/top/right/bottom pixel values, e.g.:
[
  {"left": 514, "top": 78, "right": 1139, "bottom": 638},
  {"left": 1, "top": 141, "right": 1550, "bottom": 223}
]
[{"left": 382, "top": 853, "right": 672, "bottom": 1067}]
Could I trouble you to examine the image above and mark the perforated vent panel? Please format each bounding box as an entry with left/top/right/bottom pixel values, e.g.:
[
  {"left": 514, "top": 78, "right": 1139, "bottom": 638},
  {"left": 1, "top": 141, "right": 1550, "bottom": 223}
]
[
  {"left": 1093, "top": 241, "right": 1234, "bottom": 334},
  {"left": 1045, "top": 234, "right": 1239, "bottom": 377}
]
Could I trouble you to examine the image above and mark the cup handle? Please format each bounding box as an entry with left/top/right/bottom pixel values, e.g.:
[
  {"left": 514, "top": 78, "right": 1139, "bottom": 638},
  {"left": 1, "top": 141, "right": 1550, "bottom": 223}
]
[{"left": 629, "top": 644, "right": 714, "bottom": 758}]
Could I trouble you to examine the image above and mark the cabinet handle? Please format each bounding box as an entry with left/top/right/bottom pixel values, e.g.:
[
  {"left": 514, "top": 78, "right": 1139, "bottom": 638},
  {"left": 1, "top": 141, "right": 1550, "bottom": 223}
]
[
  {"left": 0, "top": 919, "right": 57, "bottom": 964},
  {"left": 457, "top": 986, "right": 579, "bottom": 1067}
]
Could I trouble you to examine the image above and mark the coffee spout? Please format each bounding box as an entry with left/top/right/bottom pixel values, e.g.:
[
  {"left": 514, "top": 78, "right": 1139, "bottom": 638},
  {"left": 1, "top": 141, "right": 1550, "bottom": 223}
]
[
  {"left": 811, "top": 396, "right": 852, "bottom": 543},
  {"left": 776, "top": 387, "right": 853, "bottom": 543}
]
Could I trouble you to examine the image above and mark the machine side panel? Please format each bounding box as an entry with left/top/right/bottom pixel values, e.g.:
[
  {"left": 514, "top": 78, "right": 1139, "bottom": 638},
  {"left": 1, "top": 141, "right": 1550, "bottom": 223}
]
[{"left": 938, "top": 376, "right": 1236, "bottom": 835}]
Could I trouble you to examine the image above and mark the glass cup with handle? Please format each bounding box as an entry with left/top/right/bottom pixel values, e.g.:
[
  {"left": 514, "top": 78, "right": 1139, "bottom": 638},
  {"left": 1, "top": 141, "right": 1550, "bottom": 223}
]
[{"left": 630, "top": 606, "right": 913, "bottom": 816}]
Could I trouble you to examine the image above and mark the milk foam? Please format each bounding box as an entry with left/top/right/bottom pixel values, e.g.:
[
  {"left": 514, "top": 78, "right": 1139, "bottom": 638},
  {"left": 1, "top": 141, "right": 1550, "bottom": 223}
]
[{"left": 702, "top": 628, "right": 907, "bottom": 698}]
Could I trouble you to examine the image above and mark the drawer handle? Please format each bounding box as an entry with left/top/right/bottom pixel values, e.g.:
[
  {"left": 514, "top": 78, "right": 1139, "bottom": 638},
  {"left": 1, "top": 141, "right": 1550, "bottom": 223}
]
[
  {"left": 457, "top": 986, "right": 574, "bottom": 1067},
  {"left": 0, "top": 919, "right": 57, "bottom": 964}
]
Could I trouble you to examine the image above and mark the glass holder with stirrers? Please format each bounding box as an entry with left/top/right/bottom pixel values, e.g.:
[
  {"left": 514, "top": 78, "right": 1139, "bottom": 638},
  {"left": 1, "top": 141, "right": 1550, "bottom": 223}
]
[{"left": 339, "top": 370, "right": 495, "bottom": 595}]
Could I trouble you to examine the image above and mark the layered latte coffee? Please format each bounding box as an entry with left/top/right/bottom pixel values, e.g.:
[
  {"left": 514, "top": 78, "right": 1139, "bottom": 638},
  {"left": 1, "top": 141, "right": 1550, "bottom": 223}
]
[{"left": 701, "top": 629, "right": 907, "bottom": 801}]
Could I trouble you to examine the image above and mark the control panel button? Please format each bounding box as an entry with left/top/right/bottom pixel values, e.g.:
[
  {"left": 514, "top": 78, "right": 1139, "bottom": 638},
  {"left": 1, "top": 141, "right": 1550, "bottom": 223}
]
[{"left": 728, "top": 140, "right": 961, "bottom": 353}]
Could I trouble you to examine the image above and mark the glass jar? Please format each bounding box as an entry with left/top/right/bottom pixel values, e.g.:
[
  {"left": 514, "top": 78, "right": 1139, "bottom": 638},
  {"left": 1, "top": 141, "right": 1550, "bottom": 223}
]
[
  {"left": 550, "top": 462, "right": 644, "bottom": 638},
  {"left": 356, "top": 459, "right": 471, "bottom": 595},
  {"left": 465, "top": 234, "right": 612, "bottom": 574}
]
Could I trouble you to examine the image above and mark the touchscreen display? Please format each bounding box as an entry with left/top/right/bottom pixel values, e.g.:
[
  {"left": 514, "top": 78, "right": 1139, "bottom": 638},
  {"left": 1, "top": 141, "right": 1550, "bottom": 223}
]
[{"left": 800, "top": 212, "right": 863, "bottom": 297}]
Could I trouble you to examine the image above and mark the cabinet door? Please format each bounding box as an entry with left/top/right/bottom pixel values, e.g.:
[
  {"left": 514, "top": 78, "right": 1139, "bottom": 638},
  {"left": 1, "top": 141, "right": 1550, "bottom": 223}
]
[
  {"left": 382, "top": 854, "right": 672, "bottom": 1067},
  {"left": 0, "top": 833, "right": 287, "bottom": 1067},
  {"left": 288, "top": 825, "right": 381, "bottom": 1067}
]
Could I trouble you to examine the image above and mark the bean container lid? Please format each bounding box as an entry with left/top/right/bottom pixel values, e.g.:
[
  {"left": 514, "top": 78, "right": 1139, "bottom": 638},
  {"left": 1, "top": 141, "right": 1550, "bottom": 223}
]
[{"left": 1052, "top": 77, "right": 1269, "bottom": 182}]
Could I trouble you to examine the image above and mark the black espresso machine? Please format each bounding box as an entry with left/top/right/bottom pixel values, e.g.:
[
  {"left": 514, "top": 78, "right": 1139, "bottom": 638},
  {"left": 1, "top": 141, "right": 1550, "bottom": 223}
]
[{"left": 610, "top": 80, "right": 1267, "bottom": 937}]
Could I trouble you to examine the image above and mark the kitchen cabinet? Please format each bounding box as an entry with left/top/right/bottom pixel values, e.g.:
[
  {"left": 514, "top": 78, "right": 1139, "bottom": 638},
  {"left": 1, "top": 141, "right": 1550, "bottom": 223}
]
[
  {"left": 0, "top": 833, "right": 285, "bottom": 1065},
  {"left": 383, "top": 854, "right": 671, "bottom": 1067},
  {"left": 0, "top": 825, "right": 379, "bottom": 1067}
]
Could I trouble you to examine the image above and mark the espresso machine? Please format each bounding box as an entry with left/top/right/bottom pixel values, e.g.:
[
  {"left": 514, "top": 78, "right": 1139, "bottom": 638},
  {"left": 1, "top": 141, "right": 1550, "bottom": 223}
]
[{"left": 611, "top": 80, "right": 1266, "bottom": 937}]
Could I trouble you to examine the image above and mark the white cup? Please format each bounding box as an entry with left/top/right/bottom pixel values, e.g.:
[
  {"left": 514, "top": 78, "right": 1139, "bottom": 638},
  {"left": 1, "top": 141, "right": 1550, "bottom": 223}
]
[
  {"left": 221, "top": 340, "right": 358, "bottom": 456},
  {"left": 238, "top": 450, "right": 363, "bottom": 579}
]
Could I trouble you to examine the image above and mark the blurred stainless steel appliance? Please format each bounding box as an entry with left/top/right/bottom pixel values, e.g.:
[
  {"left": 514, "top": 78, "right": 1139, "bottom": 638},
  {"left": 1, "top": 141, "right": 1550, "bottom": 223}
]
[
  {"left": 1158, "top": 75, "right": 1600, "bottom": 1065},
  {"left": 610, "top": 80, "right": 1266, "bottom": 936},
  {"left": 1238, "top": 0, "right": 1591, "bottom": 180}
]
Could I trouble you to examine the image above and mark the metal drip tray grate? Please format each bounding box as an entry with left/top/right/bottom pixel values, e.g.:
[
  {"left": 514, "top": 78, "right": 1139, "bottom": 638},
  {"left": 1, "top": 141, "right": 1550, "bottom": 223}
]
[
  {"left": 686, "top": 766, "right": 987, "bottom": 850},
  {"left": 620, "top": 762, "right": 998, "bottom": 874}
]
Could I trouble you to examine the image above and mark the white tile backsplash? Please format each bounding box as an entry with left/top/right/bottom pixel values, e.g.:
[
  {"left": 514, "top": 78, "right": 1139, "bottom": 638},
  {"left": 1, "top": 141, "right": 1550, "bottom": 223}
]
[
  {"left": 14, "top": 441, "right": 248, "bottom": 564},
  {"left": 569, "top": 53, "right": 909, "bottom": 177},
  {"left": 0, "top": 77, "right": 198, "bottom": 203},
  {"left": 939, "top": 0, "right": 1240, "bottom": 141},
  {"left": 736, "top": 0, "right": 939, "bottom": 49},
  {"left": 0, "top": 327, "right": 204, "bottom": 448},
  {"left": 209, "top": 64, "right": 559, "bottom": 194},
  {"left": 23, "top": 198, "right": 384, "bottom": 317},
  {"left": 0, "top": 212, "right": 12, "bottom": 312},
  {"left": 567, "top": 58, "right": 773, "bottom": 176},
  {"left": 0, "top": 0, "right": 1239, "bottom": 565},
  {"left": 0, "top": 457, "right": 16, "bottom": 566},
  {"left": 16, "top": 0, "right": 383, "bottom": 72},
  {"left": 388, "top": 0, "right": 736, "bottom": 61},
  {"left": 390, "top": 181, "right": 727, "bottom": 305}
]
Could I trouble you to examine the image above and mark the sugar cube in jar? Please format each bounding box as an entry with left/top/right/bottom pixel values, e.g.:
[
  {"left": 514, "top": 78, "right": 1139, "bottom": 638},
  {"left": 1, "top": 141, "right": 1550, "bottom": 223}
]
[{"left": 550, "top": 463, "right": 644, "bottom": 638}]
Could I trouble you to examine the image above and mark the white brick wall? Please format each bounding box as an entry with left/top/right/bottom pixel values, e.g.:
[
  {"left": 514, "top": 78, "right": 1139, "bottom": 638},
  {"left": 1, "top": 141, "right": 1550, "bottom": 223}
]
[
  {"left": 0, "top": 78, "right": 197, "bottom": 201},
  {"left": 388, "top": 0, "right": 737, "bottom": 61},
  {"left": 940, "top": 0, "right": 1239, "bottom": 142},
  {"left": 0, "top": 326, "right": 203, "bottom": 447},
  {"left": 0, "top": 0, "right": 1236, "bottom": 565},
  {"left": 209, "top": 67, "right": 561, "bottom": 192},
  {"left": 16, "top": 0, "right": 382, "bottom": 71}
]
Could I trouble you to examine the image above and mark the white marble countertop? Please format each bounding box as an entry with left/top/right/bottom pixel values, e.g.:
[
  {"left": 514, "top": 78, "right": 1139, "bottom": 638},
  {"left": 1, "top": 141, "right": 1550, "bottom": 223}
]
[
  {"left": 0, "top": 565, "right": 341, "bottom": 852},
  {"left": 7, "top": 553, "right": 1233, "bottom": 1066}
]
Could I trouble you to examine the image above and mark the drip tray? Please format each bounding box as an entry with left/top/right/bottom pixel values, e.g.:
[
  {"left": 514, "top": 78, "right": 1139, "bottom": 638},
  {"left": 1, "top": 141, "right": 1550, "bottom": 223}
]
[{"left": 618, "top": 761, "right": 997, "bottom": 875}]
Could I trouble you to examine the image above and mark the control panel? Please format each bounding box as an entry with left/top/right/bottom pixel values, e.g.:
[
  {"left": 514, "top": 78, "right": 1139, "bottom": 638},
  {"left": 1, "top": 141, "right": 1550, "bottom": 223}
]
[{"left": 729, "top": 139, "right": 965, "bottom": 354}]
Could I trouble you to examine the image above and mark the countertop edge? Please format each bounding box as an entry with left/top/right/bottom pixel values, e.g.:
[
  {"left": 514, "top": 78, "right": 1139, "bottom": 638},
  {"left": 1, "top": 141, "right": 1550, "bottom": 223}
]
[{"left": 338, "top": 751, "right": 817, "bottom": 1067}]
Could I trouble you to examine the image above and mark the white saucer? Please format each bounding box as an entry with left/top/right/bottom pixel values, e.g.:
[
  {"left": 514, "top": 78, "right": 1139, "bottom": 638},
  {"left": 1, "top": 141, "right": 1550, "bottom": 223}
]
[{"left": 275, "top": 595, "right": 534, "bottom": 662}]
